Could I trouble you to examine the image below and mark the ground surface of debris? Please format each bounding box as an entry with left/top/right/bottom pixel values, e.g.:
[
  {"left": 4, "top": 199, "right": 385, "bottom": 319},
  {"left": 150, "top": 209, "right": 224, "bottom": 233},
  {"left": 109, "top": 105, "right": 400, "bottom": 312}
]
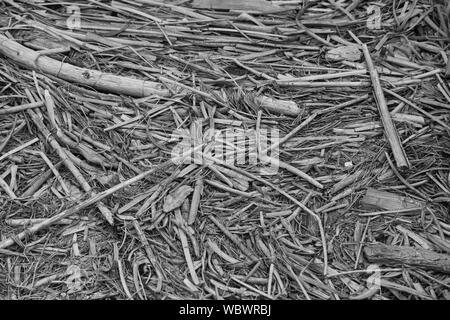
[{"left": 0, "top": 0, "right": 449, "bottom": 300}]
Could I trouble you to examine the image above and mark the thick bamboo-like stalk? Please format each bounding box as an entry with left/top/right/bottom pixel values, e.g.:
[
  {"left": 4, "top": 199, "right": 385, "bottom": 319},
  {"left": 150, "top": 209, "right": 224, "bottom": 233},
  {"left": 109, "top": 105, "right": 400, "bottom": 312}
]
[
  {"left": 364, "top": 243, "right": 450, "bottom": 274},
  {"left": 0, "top": 34, "right": 169, "bottom": 97},
  {"left": 0, "top": 34, "right": 301, "bottom": 116},
  {"left": 362, "top": 44, "right": 409, "bottom": 169}
]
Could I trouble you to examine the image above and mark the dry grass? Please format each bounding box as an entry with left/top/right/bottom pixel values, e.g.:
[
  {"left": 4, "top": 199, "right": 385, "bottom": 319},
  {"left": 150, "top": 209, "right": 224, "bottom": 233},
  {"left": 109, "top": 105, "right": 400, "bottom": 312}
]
[{"left": 0, "top": 0, "right": 450, "bottom": 300}]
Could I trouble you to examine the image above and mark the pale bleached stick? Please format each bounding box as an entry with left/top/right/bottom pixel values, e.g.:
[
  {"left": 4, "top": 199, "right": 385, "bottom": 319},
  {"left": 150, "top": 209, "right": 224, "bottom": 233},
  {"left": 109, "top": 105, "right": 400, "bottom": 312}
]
[
  {"left": 276, "top": 69, "right": 367, "bottom": 82},
  {"left": 362, "top": 44, "right": 409, "bottom": 169},
  {"left": 6, "top": 218, "right": 74, "bottom": 226},
  {"left": 0, "top": 101, "right": 44, "bottom": 115},
  {"left": 0, "top": 33, "right": 169, "bottom": 97},
  {"left": 257, "top": 95, "right": 301, "bottom": 116},
  {"left": 277, "top": 159, "right": 324, "bottom": 189},
  {"left": 278, "top": 81, "right": 370, "bottom": 87},
  {"left": 0, "top": 34, "right": 301, "bottom": 116},
  {"left": 0, "top": 137, "right": 39, "bottom": 162}
]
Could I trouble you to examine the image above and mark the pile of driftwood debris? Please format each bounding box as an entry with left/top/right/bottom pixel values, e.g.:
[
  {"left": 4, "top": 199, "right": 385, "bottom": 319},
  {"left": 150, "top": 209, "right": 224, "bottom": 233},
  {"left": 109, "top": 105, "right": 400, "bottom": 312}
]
[{"left": 0, "top": 0, "right": 449, "bottom": 300}]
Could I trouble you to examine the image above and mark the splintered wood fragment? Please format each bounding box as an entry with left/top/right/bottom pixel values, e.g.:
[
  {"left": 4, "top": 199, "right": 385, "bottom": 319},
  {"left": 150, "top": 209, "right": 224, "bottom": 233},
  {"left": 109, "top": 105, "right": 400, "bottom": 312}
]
[
  {"left": 330, "top": 170, "right": 363, "bottom": 194},
  {"left": 188, "top": 179, "right": 203, "bottom": 225},
  {"left": 385, "top": 88, "right": 450, "bottom": 131},
  {"left": 0, "top": 34, "right": 168, "bottom": 97},
  {"left": 395, "top": 226, "right": 432, "bottom": 250},
  {"left": 211, "top": 165, "right": 250, "bottom": 191},
  {"left": 96, "top": 203, "right": 114, "bottom": 225},
  {"left": 0, "top": 175, "right": 16, "bottom": 199},
  {"left": 364, "top": 243, "right": 450, "bottom": 274},
  {"left": 175, "top": 210, "right": 200, "bottom": 286},
  {"left": 205, "top": 179, "right": 258, "bottom": 198},
  {"left": 44, "top": 90, "right": 58, "bottom": 131},
  {"left": 362, "top": 44, "right": 409, "bottom": 169},
  {"left": 361, "top": 188, "right": 424, "bottom": 212},
  {"left": 6, "top": 218, "right": 76, "bottom": 226},
  {"left": 192, "top": 0, "right": 282, "bottom": 12},
  {"left": 256, "top": 95, "right": 301, "bottom": 116},
  {"left": 163, "top": 185, "right": 193, "bottom": 213},
  {"left": 135, "top": 185, "right": 163, "bottom": 217},
  {"left": 209, "top": 165, "right": 234, "bottom": 188},
  {"left": 325, "top": 45, "right": 361, "bottom": 62}
]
